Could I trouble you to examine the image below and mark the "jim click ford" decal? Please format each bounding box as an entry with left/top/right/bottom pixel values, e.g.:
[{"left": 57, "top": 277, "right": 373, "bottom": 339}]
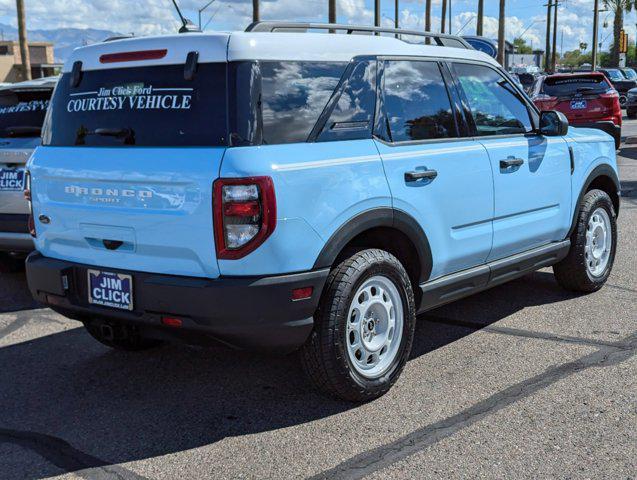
[{"left": 66, "top": 84, "right": 192, "bottom": 112}]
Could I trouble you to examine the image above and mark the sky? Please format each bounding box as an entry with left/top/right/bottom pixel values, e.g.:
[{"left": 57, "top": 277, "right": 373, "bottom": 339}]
[{"left": 0, "top": 0, "right": 632, "bottom": 54}]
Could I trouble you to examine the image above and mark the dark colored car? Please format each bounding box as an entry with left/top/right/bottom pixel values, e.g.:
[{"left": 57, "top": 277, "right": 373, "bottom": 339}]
[
  {"left": 531, "top": 72, "right": 621, "bottom": 148},
  {"left": 625, "top": 87, "right": 637, "bottom": 118},
  {"left": 598, "top": 68, "right": 637, "bottom": 106},
  {"left": 620, "top": 67, "right": 637, "bottom": 81}
]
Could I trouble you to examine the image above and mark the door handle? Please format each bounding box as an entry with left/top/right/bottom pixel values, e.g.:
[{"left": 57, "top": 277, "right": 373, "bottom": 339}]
[
  {"left": 500, "top": 157, "right": 524, "bottom": 169},
  {"left": 405, "top": 169, "right": 438, "bottom": 182}
]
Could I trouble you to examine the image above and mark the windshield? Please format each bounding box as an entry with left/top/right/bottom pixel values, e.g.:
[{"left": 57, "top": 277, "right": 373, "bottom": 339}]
[
  {"left": 622, "top": 68, "right": 637, "bottom": 80},
  {"left": 542, "top": 76, "right": 611, "bottom": 97},
  {"left": 0, "top": 89, "right": 51, "bottom": 138},
  {"left": 43, "top": 63, "right": 228, "bottom": 147},
  {"left": 603, "top": 69, "right": 624, "bottom": 82}
]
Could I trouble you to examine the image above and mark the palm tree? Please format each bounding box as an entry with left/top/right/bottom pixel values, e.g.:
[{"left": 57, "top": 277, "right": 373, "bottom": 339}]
[
  {"left": 603, "top": 0, "right": 636, "bottom": 66},
  {"left": 497, "top": 0, "right": 505, "bottom": 65}
]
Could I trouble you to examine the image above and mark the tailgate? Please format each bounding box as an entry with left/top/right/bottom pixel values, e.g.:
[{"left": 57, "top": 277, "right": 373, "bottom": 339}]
[{"left": 29, "top": 147, "right": 224, "bottom": 278}]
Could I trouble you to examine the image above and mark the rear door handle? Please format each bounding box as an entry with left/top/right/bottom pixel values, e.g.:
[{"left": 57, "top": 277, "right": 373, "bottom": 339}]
[
  {"left": 405, "top": 169, "right": 438, "bottom": 182},
  {"left": 500, "top": 157, "right": 524, "bottom": 169}
]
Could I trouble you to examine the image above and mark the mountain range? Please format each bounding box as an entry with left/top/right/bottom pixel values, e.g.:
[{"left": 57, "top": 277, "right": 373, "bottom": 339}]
[{"left": 0, "top": 22, "right": 122, "bottom": 63}]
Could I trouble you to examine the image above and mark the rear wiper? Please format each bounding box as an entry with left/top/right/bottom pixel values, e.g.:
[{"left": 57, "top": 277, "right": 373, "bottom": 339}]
[
  {"left": 1, "top": 126, "right": 42, "bottom": 137},
  {"left": 576, "top": 87, "right": 595, "bottom": 93},
  {"left": 75, "top": 126, "right": 135, "bottom": 145}
]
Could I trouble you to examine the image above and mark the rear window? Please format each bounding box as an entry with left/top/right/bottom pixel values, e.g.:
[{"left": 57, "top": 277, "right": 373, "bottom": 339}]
[
  {"left": 542, "top": 76, "right": 611, "bottom": 97},
  {"left": 622, "top": 68, "right": 637, "bottom": 80},
  {"left": 43, "top": 63, "right": 227, "bottom": 147},
  {"left": 603, "top": 69, "right": 624, "bottom": 82},
  {"left": 0, "top": 89, "right": 51, "bottom": 138}
]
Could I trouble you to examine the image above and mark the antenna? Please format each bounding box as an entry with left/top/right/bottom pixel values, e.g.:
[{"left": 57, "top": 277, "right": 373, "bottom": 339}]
[{"left": 170, "top": 0, "right": 200, "bottom": 33}]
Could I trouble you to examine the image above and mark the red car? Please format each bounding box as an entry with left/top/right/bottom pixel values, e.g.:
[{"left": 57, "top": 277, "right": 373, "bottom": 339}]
[{"left": 531, "top": 72, "right": 621, "bottom": 148}]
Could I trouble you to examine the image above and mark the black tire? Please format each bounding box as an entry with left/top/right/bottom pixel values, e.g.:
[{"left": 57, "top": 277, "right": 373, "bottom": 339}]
[
  {"left": 628, "top": 109, "right": 637, "bottom": 119},
  {"left": 553, "top": 189, "right": 617, "bottom": 292},
  {"left": 0, "top": 253, "right": 25, "bottom": 273},
  {"left": 84, "top": 321, "right": 163, "bottom": 351},
  {"left": 300, "top": 249, "right": 416, "bottom": 402}
]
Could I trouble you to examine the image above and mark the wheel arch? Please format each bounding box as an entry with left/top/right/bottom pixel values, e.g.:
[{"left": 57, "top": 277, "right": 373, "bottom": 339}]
[
  {"left": 568, "top": 164, "right": 620, "bottom": 238},
  {"left": 313, "top": 208, "right": 433, "bottom": 290}
]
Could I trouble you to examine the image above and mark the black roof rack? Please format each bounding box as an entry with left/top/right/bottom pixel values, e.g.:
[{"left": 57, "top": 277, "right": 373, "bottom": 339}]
[{"left": 246, "top": 21, "right": 473, "bottom": 50}]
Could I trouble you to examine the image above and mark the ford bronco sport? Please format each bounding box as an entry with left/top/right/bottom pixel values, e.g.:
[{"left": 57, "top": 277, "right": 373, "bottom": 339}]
[{"left": 25, "top": 23, "right": 620, "bottom": 401}]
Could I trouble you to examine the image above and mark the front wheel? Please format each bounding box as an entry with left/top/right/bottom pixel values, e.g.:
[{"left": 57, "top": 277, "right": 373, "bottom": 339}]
[
  {"left": 553, "top": 189, "right": 617, "bottom": 292},
  {"left": 300, "top": 249, "right": 416, "bottom": 402}
]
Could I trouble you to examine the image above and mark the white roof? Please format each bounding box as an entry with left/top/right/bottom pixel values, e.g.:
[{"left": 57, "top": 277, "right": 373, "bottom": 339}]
[
  {"left": 0, "top": 75, "right": 59, "bottom": 90},
  {"left": 63, "top": 31, "right": 499, "bottom": 72}
]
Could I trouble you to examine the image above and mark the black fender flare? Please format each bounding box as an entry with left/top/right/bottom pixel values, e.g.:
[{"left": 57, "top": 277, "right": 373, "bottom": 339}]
[
  {"left": 312, "top": 207, "right": 433, "bottom": 283},
  {"left": 567, "top": 164, "right": 621, "bottom": 238}
]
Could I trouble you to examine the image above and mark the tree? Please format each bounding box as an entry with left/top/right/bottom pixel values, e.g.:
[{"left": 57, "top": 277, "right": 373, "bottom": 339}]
[
  {"left": 603, "top": 0, "right": 636, "bottom": 66},
  {"left": 513, "top": 37, "right": 533, "bottom": 54}
]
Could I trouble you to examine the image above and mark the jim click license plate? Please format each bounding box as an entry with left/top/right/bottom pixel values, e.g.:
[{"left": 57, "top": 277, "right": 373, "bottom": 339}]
[
  {"left": 87, "top": 270, "right": 133, "bottom": 310},
  {"left": 0, "top": 168, "right": 24, "bottom": 191},
  {"left": 570, "top": 99, "right": 587, "bottom": 110}
]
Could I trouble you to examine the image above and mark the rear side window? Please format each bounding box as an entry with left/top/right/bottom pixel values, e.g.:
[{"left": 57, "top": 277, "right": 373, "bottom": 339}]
[
  {"left": 453, "top": 62, "right": 532, "bottom": 136},
  {"left": 43, "top": 63, "right": 227, "bottom": 147},
  {"left": 0, "top": 89, "right": 51, "bottom": 138},
  {"left": 260, "top": 61, "right": 346, "bottom": 144},
  {"left": 382, "top": 60, "right": 456, "bottom": 142},
  {"left": 542, "top": 76, "right": 611, "bottom": 97}
]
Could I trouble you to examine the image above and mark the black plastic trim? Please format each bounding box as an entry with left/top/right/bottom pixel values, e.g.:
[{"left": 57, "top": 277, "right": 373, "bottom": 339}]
[
  {"left": 0, "top": 213, "right": 29, "bottom": 234},
  {"left": 566, "top": 163, "right": 621, "bottom": 238},
  {"left": 418, "top": 240, "right": 571, "bottom": 312},
  {"left": 312, "top": 207, "right": 433, "bottom": 282}
]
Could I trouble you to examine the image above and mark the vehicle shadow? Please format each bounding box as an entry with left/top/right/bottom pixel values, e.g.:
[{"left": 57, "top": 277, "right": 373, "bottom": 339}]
[
  {"left": 0, "top": 269, "right": 39, "bottom": 313},
  {"left": 0, "top": 271, "right": 581, "bottom": 479}
]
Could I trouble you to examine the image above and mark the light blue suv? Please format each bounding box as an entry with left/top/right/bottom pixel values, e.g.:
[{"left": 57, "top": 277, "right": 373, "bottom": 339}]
[{"left": 25, "top": 23, "right": 620, "bottom": 401}]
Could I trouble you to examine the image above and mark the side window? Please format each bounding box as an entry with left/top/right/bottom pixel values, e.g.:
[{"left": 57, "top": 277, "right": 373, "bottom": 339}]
[
  {"left": 382, "top": 60, "right": 457, "bottom": 142},
  {"left": 452, "top": 63, "right": 532, "bottom": 136},
  {"left": 260, "top": 61, "right": 346, "bottom": 144},
  {"left": 317, "top": 60, "right": 377, "bottom": 142}
]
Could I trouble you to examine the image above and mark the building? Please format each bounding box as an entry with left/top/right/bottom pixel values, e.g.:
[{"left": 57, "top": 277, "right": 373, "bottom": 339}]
[{"left": 0, "top": 41, "right": 61, "bottom": 83}]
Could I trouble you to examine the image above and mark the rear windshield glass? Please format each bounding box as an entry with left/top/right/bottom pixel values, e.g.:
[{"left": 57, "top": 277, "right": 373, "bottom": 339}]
[
  {"left": 43, "top": 63, "right": 227, "bottom": 147},
  {"left": 622, "top": 68, "right": 637, "bottom": 80},
  {"left": 603, "top": 69, "right": 624, "bottom": 82},
  {"left": 0, "top": 89, "right": 51, "bottom": 138},
  {"left": 542, "top": 76, "right": 610, "bottom": 97}
]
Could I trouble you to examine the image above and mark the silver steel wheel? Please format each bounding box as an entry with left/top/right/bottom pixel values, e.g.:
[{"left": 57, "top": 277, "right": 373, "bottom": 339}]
[
  {"left": 346, "top": 275, "right": 404, "bottom": 379},
  {"left": 585, "top": 207, "right": 612, "bottom": 277}
]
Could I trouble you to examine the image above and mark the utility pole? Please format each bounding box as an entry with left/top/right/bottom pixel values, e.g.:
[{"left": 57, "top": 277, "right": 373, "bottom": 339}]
[
  {"left": 252, "top": 0, "right": 259, "bottom": 23},
  {"left": 16, "top": 0, "right": 30, "bottom": 81},
  {"left": 592, "top": 0, "right": 600, "bottom": 70},
  {"left": 449, "top": 0, "right": 452, "bottom": 34},
  {"left": 441, "top": 0, "right": 447, "bottom": 33},
  {"left": 395, "top": 0, "right": 399, "bottom": 30},
  {"left": 328, "top": 0, "right": 335, "bottom": 24},
  {"left": 497, "top": 0, "right": 506, "bottom": 66},
  {"left": 375, "top": 0, "right": 380, "bottom": 27},
  {"left": 544, "top": 0, "right": 552, "bottom": 72},
  {"left": 551, "top": 0, "right": 559, "bottom": 72},
  {"left": 477, "top": 0, "right": 484, "bottom": 36},
  {"left": 425, "top": 0, "right": 431, "bottom": 32}
]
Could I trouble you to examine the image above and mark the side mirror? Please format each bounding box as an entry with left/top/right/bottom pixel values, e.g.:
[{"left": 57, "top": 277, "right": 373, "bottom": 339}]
[{"left": 539, "top": 110, "right": 569, "bottom": 136}]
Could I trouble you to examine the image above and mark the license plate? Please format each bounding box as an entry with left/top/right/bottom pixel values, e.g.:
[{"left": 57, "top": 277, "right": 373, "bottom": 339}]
[
  {"left": 0, "top": 168, "right": 24, "bottom": 191},
  {"left": 570, "top": 99, "right": 587, "bottom": 110},
  {"left": 87, "top": 270, "right": 133, "bottom": 311}
]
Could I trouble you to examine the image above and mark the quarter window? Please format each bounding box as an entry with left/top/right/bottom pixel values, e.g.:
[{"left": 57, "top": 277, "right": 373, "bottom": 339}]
[
  {"left": 382, "top": 60, "right": 457, "bottom": 142},
  {"left": 453, "top": 63, "right": 532, "bottom": 136}
]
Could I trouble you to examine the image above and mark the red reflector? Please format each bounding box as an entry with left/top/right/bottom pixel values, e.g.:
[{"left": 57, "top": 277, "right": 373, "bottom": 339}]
[
  {"left": 100, "top": 49, "right": 167, "bottom": 64},
  {"left": 291, "top": 287, "right": 313, "bottom": 301},
  {"left": 28, "top": 214, "right": 36, "bottom": 238},
  {"left": 223, "top": 201, "right": 260, "bottom": 217},
  {"left": 161, "top": 316, "right": 183, "bottom": 327}
]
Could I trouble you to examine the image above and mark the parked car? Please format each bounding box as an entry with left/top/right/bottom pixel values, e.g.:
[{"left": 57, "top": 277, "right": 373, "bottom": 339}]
[
  {"left": 625, "top": 87, "right": 637, "bottom": 118},
  {"left": 598, "top": 68, "right": 636, "bottom": 106},
  {"left": 531, "top": 72, "right": 622, "bottom": 148},
  {"left": 0, "top": 76, "right": 57, "bottom": 271},
  {"left": 620, "top": 67, "right": 637, "bottom": 81},
  {"left": 25, "top": 23, "right": 620, "bottom": 401}
]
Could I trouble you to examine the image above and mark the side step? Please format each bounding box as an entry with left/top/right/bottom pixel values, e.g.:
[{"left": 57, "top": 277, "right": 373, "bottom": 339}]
[{"left": 418, "top": 240, "right": 570, "bottom": 313}]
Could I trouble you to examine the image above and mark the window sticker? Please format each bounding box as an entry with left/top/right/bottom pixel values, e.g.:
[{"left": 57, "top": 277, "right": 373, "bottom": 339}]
[
  {"left": 66, "top": 84, "right": 193, "bottom": 113},
  {"left": 0, "top": 99, "right": 49, "bottom": 115}
]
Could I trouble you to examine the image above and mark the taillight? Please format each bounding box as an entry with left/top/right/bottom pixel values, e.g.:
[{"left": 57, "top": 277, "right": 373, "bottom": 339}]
[
  {"left": 213, "top": 177, "right": 276, "bottom": 260},
  {"left": 601, "top": 89, "right": 622, "bottom": 125},
  {"left": 24, "top": 171, "right": 36, "bottom": 238}
]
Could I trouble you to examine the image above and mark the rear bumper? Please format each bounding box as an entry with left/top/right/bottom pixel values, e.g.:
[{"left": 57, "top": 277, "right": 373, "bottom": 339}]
[
  {"left": 571, "top": 121, "right": 621, "bottom": 148},
  {"left": 26, "top": 252, "right": 329, "bottom": 352},
  {"left": 0, "top": 232, "right": 33, "bottom": 252}
]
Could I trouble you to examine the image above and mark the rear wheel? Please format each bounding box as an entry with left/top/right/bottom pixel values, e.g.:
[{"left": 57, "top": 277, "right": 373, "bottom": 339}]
[
  {"left": 84, "top": 321, "right": 163, "bottom": 351},
  {"left": 628, "top": 109, "right": 637, "bottom": 119},
  {"left": 300, "top": 249, "right": 416, "bottom": 402},
  {"left": 0, "top": 253, "right": 25, "bottom": 273},
  {"left": 553, "top": 189, "right": 617, "bottom": 292}
]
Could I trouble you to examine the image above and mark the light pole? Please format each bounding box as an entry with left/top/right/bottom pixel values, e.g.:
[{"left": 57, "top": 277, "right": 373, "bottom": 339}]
[
  {"left": 198, "top": 0, "right": 216, "bottom": 30},
  {"left": 592, "top": 1, "right": 607, "bottom": 70}
]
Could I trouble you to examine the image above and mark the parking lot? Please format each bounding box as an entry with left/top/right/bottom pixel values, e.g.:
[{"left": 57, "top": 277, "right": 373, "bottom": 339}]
[{"left": 1, "top": 123, "right": 635, "bottom": 480}]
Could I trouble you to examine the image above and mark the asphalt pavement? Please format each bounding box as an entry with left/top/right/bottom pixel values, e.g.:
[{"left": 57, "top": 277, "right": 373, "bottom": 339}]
[{"left": 0, "top": 121, "right": 636, "bottom": 479}]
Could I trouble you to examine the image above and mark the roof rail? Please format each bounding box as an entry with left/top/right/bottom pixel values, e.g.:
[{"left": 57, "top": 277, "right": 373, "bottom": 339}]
[{"left": 245, "top": 21, "right": 473, "bottom": 49}]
